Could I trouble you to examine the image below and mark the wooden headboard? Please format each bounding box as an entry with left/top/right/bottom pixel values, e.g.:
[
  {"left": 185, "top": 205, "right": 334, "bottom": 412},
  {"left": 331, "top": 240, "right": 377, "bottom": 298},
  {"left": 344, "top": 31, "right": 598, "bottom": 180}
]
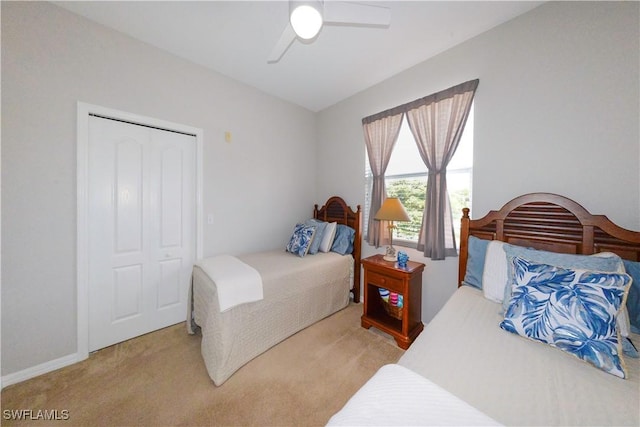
[
  {"left": 458, "top": 192, "right": 640, "bottom": 286},
  {"left": 314, "top": 196, "right": 362, "bottom": 303}
]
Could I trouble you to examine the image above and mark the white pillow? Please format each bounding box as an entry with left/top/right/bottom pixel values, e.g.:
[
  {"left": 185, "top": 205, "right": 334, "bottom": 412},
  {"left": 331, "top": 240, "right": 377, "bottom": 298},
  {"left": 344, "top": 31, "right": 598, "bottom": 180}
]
[
  {"left": 481, "top": 241, "right": 508, "bottom": 302},
  {"left": 319, "top": 222, "right": 337, "bottom": 252},
  {"left": 595, "top": 252, "right": 631, "bottom": 338},
  {"left": 618, "top": 305, "right": 631, "bottom": 338}
]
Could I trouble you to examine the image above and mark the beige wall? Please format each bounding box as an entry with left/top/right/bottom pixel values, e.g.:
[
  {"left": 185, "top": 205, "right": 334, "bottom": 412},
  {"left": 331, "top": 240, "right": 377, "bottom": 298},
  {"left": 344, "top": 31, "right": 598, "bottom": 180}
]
[
  {"left": 1, "top": 2, "right": 317, "bottom": 377},
  {"left": 316, "top": 1, "right": 640, "bottom": 323}
]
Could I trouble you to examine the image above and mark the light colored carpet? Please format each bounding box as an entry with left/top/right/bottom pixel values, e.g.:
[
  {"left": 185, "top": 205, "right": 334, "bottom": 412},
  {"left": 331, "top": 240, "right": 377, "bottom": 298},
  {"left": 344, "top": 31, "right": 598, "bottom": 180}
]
[{"left": 2, "top": 303, "right": 404, "bottom": 426}]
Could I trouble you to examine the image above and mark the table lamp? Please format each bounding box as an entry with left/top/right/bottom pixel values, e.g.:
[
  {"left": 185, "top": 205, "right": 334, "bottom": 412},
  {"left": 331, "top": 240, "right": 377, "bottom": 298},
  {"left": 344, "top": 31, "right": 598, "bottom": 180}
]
[{"left": 374, "top": 197, "right": 410, "bottom": 262}]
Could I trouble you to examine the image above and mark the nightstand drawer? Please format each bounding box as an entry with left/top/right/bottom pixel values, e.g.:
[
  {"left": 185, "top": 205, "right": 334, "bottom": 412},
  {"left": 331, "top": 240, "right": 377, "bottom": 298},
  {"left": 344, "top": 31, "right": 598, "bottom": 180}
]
[{"left": 367, "top": 271, "right": 403, "bottom": 292}]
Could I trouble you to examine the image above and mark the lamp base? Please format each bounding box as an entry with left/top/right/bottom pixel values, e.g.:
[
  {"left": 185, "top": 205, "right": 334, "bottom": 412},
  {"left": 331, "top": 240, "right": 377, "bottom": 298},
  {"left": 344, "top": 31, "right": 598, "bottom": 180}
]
[{"left": 383, "top": 245, "right": 396, "bottom": 262}]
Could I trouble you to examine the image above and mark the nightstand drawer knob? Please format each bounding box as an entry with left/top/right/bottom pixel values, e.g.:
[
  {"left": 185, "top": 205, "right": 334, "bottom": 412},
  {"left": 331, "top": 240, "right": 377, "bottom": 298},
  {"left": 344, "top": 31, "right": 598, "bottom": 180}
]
[{"left": 380, "top": 278, "right": 386, "bottom": 284}]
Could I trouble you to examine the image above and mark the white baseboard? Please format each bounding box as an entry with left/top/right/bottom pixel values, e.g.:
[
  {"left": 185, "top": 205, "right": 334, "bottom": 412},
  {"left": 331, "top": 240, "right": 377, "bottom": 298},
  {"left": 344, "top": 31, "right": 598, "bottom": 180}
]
[{"left": 1, "top": 352, "right": 85, "bottom": 389}]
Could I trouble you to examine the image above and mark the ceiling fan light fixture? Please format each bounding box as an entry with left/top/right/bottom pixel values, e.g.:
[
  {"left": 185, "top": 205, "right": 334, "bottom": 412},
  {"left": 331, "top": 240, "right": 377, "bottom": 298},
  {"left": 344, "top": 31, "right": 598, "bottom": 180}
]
[{"left": 290, "top": 1, "right": 323, "bottom": 40}]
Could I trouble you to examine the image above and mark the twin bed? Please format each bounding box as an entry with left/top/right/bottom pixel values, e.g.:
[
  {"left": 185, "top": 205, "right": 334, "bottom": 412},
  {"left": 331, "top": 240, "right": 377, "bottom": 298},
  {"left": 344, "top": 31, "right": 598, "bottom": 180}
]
[
  {"left": 329, "top": 193, "right": 640, "bottom": 426},
  {"left": 188, "top": 196, "right": 361, "bottom": 386}
]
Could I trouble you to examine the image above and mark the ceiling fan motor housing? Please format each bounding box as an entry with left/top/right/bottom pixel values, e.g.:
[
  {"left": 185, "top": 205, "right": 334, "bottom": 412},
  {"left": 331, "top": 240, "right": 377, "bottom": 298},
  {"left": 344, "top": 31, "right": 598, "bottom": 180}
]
[{"left": 289, "top": 0, "right": 324, "bottom": 40}]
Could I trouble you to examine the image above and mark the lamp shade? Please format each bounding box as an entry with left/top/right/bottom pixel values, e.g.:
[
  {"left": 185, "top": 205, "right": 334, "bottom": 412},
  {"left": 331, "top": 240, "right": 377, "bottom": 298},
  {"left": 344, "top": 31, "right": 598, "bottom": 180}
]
[
  {"left": 374, "top": 198, "right": 410, "bottom": 222},
  {"left": 290, "top": 1, "right": 323, "bottom": 40}
]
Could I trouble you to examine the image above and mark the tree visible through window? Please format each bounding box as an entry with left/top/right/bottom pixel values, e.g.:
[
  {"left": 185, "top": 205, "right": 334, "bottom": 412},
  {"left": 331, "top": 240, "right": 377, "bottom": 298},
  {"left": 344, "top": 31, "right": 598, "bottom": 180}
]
[{"left": 365, "top": 105, "right": 473, "bottom": 249}]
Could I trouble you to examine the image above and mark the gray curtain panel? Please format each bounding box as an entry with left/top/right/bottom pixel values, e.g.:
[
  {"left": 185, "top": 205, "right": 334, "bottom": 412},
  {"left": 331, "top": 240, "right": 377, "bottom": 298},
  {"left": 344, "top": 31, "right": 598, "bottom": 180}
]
[
  {"left": 406, "top": 79, "right": 478, "bottom": 260},
  {"left": 362, "top": 111, "right": 404, "bottom": 248}
]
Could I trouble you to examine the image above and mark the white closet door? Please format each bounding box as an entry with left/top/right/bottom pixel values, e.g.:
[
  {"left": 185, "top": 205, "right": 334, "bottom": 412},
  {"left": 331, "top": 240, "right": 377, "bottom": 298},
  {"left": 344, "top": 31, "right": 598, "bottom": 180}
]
[{"left": 88, "top": 116, "right": 196, "bottom": 351}]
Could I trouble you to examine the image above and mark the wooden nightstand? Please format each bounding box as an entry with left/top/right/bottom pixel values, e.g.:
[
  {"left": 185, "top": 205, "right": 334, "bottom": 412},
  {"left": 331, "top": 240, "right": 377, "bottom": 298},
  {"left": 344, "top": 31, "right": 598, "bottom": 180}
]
[{"left": 361, "top": 254, "right": 425, "bottom": 349}]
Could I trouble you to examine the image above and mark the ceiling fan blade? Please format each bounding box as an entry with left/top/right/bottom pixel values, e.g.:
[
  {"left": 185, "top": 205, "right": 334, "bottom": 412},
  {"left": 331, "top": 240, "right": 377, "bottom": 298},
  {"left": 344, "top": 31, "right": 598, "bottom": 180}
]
[
  {"left": 323, "top": 1, "right": 391, "bottom": 27},
  {"left": 267, "top": 23, "right": 297, "bottom": 64}
]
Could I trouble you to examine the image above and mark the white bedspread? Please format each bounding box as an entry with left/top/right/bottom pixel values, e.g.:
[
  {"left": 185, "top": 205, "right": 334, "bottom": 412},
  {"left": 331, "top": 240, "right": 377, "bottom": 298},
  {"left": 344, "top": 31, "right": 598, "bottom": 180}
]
[
  {"left": 399, "top": 286, "right": 640, "bottom": 426},
  {"left": 189, "top": 250, "right": 352, "bottom": 385},
  {"left": 195, "top": 255, "right": 263, "bottom": 312},
  {"left": 327, "top": 364, "right": 501, "bottom": 426}
]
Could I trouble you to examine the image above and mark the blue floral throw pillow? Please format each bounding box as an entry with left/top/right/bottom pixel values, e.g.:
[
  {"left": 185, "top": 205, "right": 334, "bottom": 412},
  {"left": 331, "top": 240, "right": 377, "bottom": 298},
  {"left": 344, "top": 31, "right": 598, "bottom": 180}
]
[
  {"left": 500, "top": 257, "right": 632, "bottom": 378},
  {"left": 285, "top": 223, "right": 316, "bottom": 257}
]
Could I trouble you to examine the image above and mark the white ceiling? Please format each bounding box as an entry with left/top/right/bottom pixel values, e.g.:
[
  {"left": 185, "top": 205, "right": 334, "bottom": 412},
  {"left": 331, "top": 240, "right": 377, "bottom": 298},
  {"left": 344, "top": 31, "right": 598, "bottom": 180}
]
[{"left": 54, "top": 1, "right": 542, "bottom": 112}]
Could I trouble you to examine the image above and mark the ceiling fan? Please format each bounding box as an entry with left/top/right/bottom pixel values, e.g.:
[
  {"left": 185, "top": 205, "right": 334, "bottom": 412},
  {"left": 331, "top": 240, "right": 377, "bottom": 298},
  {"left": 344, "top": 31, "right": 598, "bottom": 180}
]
[{"left": 267, "top": 1, "right": 391, "bottom": 63}]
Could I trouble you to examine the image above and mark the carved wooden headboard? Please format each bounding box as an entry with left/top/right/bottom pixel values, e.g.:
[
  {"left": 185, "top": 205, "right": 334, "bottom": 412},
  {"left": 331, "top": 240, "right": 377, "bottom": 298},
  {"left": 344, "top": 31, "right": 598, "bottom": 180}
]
[
  {"left": 314, "top": 196, "right": 362, "bottom": 302},
  {"left": 458, "top": 193, "right": 640, "bottom": 286}
]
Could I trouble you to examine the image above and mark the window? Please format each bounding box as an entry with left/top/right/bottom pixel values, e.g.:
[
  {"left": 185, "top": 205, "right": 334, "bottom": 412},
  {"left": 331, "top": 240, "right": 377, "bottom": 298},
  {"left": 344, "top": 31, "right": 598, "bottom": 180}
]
[{"left": 365, "top": 105, "right": 473, "bottom": 249}]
